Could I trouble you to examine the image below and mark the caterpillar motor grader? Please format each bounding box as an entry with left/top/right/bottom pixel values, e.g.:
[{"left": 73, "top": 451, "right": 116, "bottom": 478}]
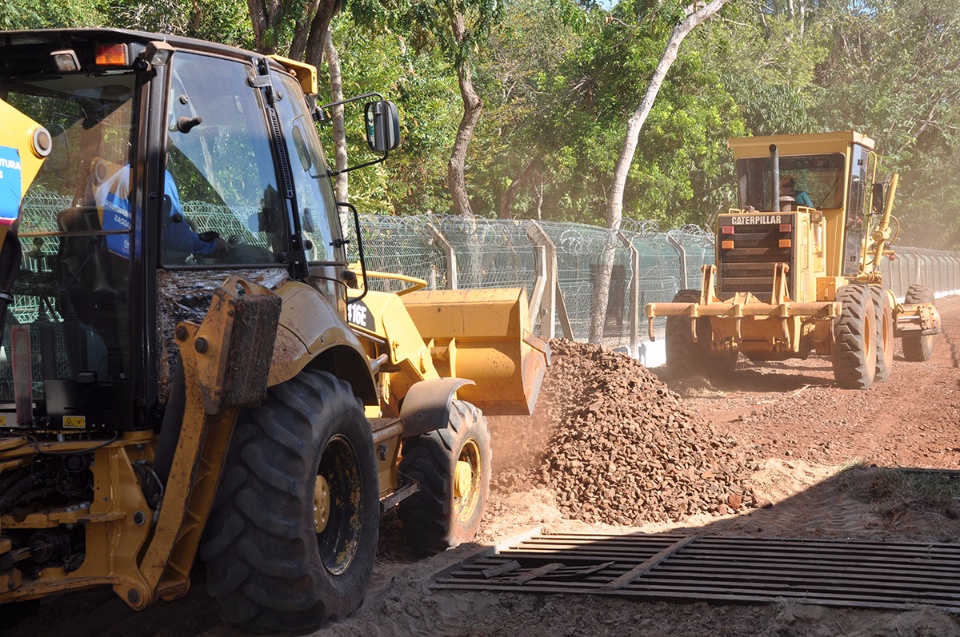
[
  {"left": 646, "top": 131, "right": 940, "bottom": 389},
  {"left": 0, "top": 28, "right": 549, "bottom": 633}
]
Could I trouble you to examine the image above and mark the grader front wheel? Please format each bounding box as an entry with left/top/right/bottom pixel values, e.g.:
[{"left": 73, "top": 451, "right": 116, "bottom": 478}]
[
  {"left": 871, "top": 286, "right": 894, "bottom": 382},
  {"left": 832, "top": 285, "right": 877, "bottom": 389},
  {"left": 665, "top": 290, "right": 701, "bottom": 377}
]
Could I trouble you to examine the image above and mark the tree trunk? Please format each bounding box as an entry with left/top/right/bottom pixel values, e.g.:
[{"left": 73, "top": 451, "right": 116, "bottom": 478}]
[
  {"left": 588, "top": 0, "right": 731, "bottom": 344},
  {"left": 324, "top": 30, "right": 349, "bottom": 202},
  {"left": 289, "top": 0, "right": 321, "bottom": 61},
  {"left": 303, "top": 0, "right": 343, "bottom": 68},
  {"left": 447, "top": 10, "right": 482, "bottom": 216},
  {"left": 498, "top": 157, "right": 539, "bottom": 218},
  {"left": 247, "top": 0, "right": 281, "bottom": 53}
]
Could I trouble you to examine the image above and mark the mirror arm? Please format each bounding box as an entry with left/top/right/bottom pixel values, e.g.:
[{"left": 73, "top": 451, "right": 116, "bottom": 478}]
[
  {"left": 315, "top": 92, "right": 384, "bottom": 121},
  {"left": 329, "top": 151, "right": 388, "bottom": 177}
]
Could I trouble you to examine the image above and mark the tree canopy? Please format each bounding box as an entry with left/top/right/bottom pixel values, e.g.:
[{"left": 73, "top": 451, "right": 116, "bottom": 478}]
[{"left": 4, "top": 0, "right": 960, "bottom": 247}]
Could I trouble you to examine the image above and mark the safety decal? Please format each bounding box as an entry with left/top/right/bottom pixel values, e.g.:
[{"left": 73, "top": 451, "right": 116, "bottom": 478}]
[{"left": 63, "top": 416, "right": 87, "bottom": 429}]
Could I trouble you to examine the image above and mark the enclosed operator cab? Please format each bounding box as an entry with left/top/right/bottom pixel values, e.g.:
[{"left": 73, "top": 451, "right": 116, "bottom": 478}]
[
  {"left": 723, "top": 131, "right": 880, "bottom": 304},
  {"left": 0, "top": 30, "right": 354, "bottom": 433}
]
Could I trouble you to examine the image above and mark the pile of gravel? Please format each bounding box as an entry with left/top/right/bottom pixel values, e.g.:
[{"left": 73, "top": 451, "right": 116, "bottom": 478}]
[{"left": 490, "top": 339, "right": 760, "bottom": 526}]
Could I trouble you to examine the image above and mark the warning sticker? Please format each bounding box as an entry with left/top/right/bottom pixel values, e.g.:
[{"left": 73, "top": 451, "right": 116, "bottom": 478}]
[
  {"left": 0, "top": 146, "right": 22, "bottom": 225},
  {"left": 63, "top": 416, "right": 86, "bottom": 429}
]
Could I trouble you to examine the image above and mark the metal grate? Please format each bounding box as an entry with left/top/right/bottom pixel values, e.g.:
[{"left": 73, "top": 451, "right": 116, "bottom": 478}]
[
  {"left": 717, "top": 215, "right": 796, "bottom": 302},
  {"left": 432, "top": 532, "right": 960, "bottom": 612}
]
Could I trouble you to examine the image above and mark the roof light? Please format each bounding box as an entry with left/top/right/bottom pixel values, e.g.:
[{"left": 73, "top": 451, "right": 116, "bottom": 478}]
[
  {"left": 721, "top": 225, "right": 735, "bottom": 235},
  {"left": 721, "top": 240, "right": 735, "bottom": 250},
  {"left": 779, "top": 239, "right": 792, "bottom": 249},
  {"left": 779, "top": 223, "right": 792, "bottom": 233},
  {"left": 95, "top": 43, "right": 129, "bottom": 67},
  {"left": 51, "top": 50, "right": 81, "bottom": 73}
]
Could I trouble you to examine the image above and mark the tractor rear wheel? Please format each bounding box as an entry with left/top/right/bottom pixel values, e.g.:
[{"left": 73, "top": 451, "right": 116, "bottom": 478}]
[
  {"left": 200, "top": 370, "right": 379, "bottom": 633},
  {"left": 665, "top": 290, "right": 701, "bottom": 377},
  {"left": 0, "top": 600, "right": 40, "bottom": 630},
  {"left": 398, "top": 400, "right": 491, "bottom": 555},
  {"left": 871, "top": 286, "right": 894, "bottom": 382},
  {"left": 832, "top": 285, "right": 877, "bottom": 389},
  {"left": 902, "top": 284, "right": 936, "bottom": 362}
]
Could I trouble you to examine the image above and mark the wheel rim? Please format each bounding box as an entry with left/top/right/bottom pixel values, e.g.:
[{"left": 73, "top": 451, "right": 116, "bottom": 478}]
[
  {"left": 316, "top": 434, "right": 363, "bottom": 575},
  {"left": 454, "top": 439, "right": 482, "bottom": 523},
  {"left": 313, "top": 475, "right": 330, "bottom": 533}
]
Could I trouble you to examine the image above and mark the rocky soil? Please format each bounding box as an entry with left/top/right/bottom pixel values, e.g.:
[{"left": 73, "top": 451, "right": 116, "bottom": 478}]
[
  {"left": 5, "top": 296, "right": 960, "bottom": 637},
  {"left": 490, "top": 339, "right": 762, "bottom": 525}
]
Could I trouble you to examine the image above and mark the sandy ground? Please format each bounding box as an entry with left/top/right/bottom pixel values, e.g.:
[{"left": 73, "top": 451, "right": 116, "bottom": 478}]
[{"left": 6, "top": 297, "right": 960, "bottom": 637}]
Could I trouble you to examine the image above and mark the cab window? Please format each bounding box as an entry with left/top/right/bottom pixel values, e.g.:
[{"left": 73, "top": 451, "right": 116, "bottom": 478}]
[
  {"left": 736, "top": 154, "right": 846, "bottom": 211},
  {"left": 272, "top": 70, "right": 343, "bottom": 265},
  {"left": 163, "top": 53, "right": 284, "bottom": 266}
]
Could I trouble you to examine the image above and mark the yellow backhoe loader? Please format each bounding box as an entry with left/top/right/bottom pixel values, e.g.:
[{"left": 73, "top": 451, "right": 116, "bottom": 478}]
[
  {"left": 0, "top": 29, "right": 548, "bottom": 633},
  {"left": 646, "top": 132, "right": 939, "bottom": 389}
]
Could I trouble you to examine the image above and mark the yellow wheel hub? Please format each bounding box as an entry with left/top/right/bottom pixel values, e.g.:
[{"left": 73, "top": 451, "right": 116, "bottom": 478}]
[
  {"left": 314, "top": 474, "right": 330, "bottom": 533},
  {"left": 454, "top": 459, "right": 473, "bottom": 499}
]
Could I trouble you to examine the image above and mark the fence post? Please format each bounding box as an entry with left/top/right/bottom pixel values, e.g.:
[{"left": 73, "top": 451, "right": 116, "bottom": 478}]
[
  {"left": 666, "top": 232, "right": 688, "bottom": 290},
  {"left": 617, "top": 231, "right": 640, "bottom": 354},
  {"left": 525, "top": 222, "right": 558, "bottom": 339},
  {"left": 426, "top": 222, "right": 457, "bottom": 290}
]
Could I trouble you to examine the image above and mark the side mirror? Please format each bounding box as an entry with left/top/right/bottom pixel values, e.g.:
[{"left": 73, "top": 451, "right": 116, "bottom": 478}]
[
  {"left": 364, "top": 101, "right": 400, "bottom": 153},
  {"left": 872, "top": 182, "right": 885, "bottom": 213}
]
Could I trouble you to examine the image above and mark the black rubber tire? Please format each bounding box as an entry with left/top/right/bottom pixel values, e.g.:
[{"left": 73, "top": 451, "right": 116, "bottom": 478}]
[
  {"left": 871, "top": 286, "right": 894, "bottom": 382},
  {"left": 398, "top": 400, "right": 491, "bottom": 555},
  {"left": 698, "top": 316, "right": 738, "bottom": 377},
  {"left": 665, "top": 290, "right": 701, "bottom": 378},
  {"left": 832, "top": 285, "right": 877, "bottom": 389},
  {"left": 902, "top": 284, "right": 936, "bottom": 362},
  {"left": 0, "top": 599, "right": 40, "bottom": 630},
  {"left": 200, "top": 370, "right": 379, "bottom": 634}
]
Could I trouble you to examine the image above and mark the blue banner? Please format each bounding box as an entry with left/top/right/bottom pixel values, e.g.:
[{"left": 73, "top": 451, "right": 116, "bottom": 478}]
[{"left": 0, "top": 146, "right": 22, "bottom": 225}]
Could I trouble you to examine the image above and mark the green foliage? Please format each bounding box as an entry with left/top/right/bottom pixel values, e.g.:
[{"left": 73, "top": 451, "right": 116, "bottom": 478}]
[
  {"left": 318, "top": 17, "right": 461, "bottom": 215},
  {"left": 103, "top": 0, "right": 253, "bottom": 47},
  {"left": 6, "top": 0, "right": 960, "bottom": 249},
  {"left": 465, "top": 0, "right": 745, "bottom": 225},
  {"left": 0, "top": 0, "right": 106, "bottom": 29},
  {"left": 801, "top": 0, "right": 960, "bottom": 247}
]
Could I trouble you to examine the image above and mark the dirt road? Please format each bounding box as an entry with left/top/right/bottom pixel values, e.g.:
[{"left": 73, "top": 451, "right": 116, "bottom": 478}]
[{"left": 7, "top": 297, "right": 960, "bottom": 637}]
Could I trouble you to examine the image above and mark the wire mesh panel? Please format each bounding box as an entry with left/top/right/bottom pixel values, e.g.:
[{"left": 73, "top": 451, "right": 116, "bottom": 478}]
[
  {"left": 536, "top": 221, "right": 631, "bottom": 343},
  {"left": 435, "top": 216, "right": 537, "bottom": 293},
  {"left": 344, "top": 213, "right": 448, "bottom": 292},
  {"left": 182, "top": 202, "right": 266, "bottom": 248},
  {"left": 671, "top": 225, "right": 715, "bottom": 290},
  {"left": 624, "top": 221, "right": 683, "bottom": 341}
]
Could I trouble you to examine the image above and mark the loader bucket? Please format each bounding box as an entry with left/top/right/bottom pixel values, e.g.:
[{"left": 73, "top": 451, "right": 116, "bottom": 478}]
[{"left": 400, "top": 288, "right": 550, "bottom": 416}]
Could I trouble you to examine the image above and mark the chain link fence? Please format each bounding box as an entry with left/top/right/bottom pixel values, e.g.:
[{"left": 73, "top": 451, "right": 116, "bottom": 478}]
[{"left": 349, "top": 213, "right": 960, "bottom": 356}]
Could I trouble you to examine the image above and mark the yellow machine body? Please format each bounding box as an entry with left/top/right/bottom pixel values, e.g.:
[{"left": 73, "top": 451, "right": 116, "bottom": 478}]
[
  {"left": 0, "top": 29, "right": 546, "bottom": 630},
  {"left": 646, "top": 131, "right": 940, "bottom": 366},
  {"left": 348, "top": 281, "right": 549, "bottom": 418}
]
